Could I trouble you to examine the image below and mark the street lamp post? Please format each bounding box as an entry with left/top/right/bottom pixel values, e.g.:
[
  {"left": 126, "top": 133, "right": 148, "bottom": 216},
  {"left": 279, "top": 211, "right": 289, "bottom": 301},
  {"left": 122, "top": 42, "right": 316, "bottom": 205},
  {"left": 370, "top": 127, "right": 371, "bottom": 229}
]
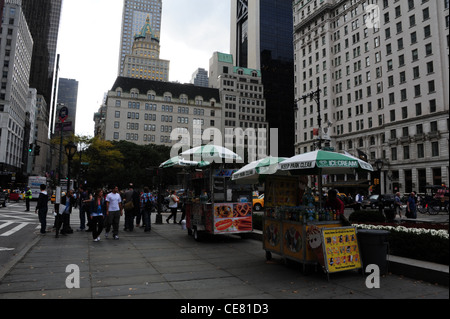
[
  {"left": 295, "top": 87, "right": 324, "bottom": 207},
  {"left": 375, "top": 159, "right": 384, "bottom": 215},
  {"left": 65, "top": 141, "right": 77, "bottom": 193}
]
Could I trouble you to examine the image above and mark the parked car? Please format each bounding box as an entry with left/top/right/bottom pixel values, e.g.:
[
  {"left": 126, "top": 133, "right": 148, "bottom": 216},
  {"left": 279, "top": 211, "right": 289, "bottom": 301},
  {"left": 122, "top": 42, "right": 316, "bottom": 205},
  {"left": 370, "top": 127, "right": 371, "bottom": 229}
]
[
  {"left": 362, "top": 195, "right": 379, "bottom": 209},
  {"left": 361, "top": 194, "right": 396, "bottom": 209},
  {"left": 253, "top": 194, "right": 264, "bottom": 211},
  {"left": 378, "top": 194, "right": 396, "bottom": 209},
  {"left": 0, "top": 189, "right": 7, "bottom": 207}
]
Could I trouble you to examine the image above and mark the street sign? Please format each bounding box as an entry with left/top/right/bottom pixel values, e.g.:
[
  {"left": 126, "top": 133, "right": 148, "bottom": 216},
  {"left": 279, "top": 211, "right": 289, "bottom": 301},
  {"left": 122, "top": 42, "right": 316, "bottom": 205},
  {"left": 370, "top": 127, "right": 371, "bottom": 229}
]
[{"left": 59, "top": 106, "right": 69, "bottom": 123}]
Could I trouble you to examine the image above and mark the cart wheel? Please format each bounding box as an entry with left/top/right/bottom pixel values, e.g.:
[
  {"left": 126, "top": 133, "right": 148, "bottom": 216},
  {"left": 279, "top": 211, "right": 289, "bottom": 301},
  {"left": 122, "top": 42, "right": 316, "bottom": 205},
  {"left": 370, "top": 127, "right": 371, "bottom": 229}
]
[{"left": 265, "top": 251, "right": 272, "bottom": 261}]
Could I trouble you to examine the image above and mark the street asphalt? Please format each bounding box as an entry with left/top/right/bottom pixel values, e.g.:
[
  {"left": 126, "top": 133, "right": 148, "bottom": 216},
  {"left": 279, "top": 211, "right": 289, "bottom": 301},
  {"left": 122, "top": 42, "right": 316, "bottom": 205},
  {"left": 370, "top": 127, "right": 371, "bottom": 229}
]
[{"left": 0, "top": 209, "right": 448, "bottom": 304}]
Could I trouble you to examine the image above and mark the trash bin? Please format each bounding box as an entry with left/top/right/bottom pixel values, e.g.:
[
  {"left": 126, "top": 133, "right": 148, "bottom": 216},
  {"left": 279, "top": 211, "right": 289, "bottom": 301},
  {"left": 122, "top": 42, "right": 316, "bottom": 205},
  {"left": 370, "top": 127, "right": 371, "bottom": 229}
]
[{"left": 357, "top": 229, "right": 390, "bottom": 275}]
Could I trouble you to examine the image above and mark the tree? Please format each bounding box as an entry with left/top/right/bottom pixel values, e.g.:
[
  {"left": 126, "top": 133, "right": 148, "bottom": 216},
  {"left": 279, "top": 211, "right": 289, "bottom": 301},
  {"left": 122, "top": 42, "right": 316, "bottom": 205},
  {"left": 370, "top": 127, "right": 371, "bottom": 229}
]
[{"left": 83, "top": 137, "right": 125, "bottom": 189}]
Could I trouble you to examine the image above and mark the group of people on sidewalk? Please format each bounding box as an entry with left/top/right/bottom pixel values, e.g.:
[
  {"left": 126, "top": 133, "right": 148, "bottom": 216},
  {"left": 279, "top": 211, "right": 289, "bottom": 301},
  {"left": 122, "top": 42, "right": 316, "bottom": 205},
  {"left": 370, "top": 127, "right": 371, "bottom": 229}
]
[{"left": 35, "top": 183, "right": 180, "bottom": 242}]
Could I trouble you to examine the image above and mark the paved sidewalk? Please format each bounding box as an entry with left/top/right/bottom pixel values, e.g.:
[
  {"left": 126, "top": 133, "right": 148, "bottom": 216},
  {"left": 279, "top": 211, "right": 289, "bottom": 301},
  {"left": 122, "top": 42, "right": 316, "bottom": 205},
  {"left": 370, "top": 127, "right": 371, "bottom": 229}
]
[{"left": 0, "top": 213, "right": 448, "bottom": 300}]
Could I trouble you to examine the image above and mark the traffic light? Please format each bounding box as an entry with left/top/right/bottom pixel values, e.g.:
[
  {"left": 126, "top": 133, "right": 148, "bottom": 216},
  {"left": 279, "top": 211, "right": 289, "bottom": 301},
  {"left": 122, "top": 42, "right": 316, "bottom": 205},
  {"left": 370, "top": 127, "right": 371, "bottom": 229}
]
[
  {"left": 28, "top": 144, "right": 33, "bottom": 153},
  {"left": 34, "top": 145, "right": 41, "bottom": 156}
]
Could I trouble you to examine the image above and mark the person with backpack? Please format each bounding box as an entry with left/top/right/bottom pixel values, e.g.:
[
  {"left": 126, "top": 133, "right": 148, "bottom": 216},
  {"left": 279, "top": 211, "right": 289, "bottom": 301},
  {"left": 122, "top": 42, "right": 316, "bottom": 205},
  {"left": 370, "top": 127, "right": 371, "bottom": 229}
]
[{"left": 140, "top": 187, "right": 154, "bottom": 232}]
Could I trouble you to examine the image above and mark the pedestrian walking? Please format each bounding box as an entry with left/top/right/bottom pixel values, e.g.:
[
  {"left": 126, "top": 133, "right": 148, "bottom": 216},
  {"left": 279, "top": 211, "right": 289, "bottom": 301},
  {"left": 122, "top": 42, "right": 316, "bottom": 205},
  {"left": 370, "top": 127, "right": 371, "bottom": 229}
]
[
  {"left": 394, "top": 192, "right": 403, "bottom": 218},
  {"left": 105, "top": 186, "right": 123, "bottom": 240},
  {"left": 406, "top": 191, "right": 417, "bottom": 219},
  {"left": 35, "top": 184, "right": 48, "bottom": 234},
  {"left": 78, "top": 186, "right": 93, "bottom": 232},
  {"left": 166, "top": 190, "right": 179, "bottom": 224},
  {"left": 54, "top": 190, "right": 72, "bottom": 237},
  {"left": 141, "top": 187, "right": 154, "bottom": 232},
  {"left": 90, "top": 189, "right": 106, "bottom": 242},
  {"left": 123, "top": 183, "right": 139, "bottom": 231}
]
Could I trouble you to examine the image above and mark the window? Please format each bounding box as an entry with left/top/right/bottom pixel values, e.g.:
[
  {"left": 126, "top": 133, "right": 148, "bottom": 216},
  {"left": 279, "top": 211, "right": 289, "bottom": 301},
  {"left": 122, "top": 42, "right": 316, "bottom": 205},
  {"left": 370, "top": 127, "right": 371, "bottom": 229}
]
[
  {"left": 425, "top": 43, "right": 432, "bottom": 56},
  {"left": 423, "top": 8, "right": 430, "bottom": 20},
  {"left": 429, "top": 99, "right": 437, "bottom": 113},
  {"left": 390, "top": 110, "right": 396, "bottom": 122},
  {"left": 417, "top": 144, "right": 424, "bottom": 158},
  {"left": 431, "top": 142, "right": 439, "bottom": 157},
  {"left": 424, "top": 25, "right": 431, "bottom": 38},
  {"left": 391, "top": 147, "right": 397, "bottom": 161},
  {"left": 410, "top": 31, "right": 417, "bottom": 44},
  {"left": 403, "top": 146, "right": 410, "bottom": 160},
  {"left": 412, "top": 49, "right": 419, "bottom": 61},
  {"left": 413, "top": 66, "right": 420, "bottom": 79},
  {"left": 415, "top": 103, "right": 422, "bottom": 116},
  {"left": 426, "top": 61, "right": 434, "bottom": 74}
]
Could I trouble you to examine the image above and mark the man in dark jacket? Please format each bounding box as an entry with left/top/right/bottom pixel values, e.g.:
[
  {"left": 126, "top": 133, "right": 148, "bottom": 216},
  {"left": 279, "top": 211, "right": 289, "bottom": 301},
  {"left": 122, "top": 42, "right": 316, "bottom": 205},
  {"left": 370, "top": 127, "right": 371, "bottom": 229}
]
[
  {"left": 35, "top": 184, "right": 48, "bottom": 234},
  {"left": 123, "top": 183, "right": 140, "bottom": 231}
]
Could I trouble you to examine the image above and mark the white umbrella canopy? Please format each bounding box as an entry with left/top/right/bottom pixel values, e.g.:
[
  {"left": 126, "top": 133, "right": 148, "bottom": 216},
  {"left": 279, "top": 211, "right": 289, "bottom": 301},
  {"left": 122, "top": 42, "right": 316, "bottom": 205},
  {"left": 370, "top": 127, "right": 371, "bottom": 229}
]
[
  {"left": 180, "top": 145, "right": 242, "bottom": 163},
  {"left": 232, "top": 156, "right": 289, "bottom": 184},
  {"left": 159, "top": 156, "right": 210, "bottom": 169},
  {"left": 280, "top": 150, "right": 374, "bottom": 175}
]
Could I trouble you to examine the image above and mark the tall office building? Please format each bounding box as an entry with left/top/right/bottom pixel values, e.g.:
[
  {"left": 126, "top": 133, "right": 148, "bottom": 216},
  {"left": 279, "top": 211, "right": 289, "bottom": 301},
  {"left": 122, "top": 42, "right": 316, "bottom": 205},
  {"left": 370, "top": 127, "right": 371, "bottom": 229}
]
[
  {"left": 21, "top": 0, "right": 62, "bottom": 107},
  {"left": 231, "top": 0, "right": 295, "bottom": 157},
  {"left": 0, "top": 0, "right": 33, "bottom": 181},
  {"left": 209, "top": 52, "right": 269, "bottom": 161},
  {"left": 56, "top": 78, "right": 79, "bottom": 135},
  {"left": 293, "top": 0, "right": 449, "bottom": 194},
  {"left": 118, "top": 0, "right": 162, "bottom": 76},
  {"left": 123, "top": 16, "right": 169, "bottom": 81},
  {"left": 191, "top": 68, "right": 209, "bottom": 88}
]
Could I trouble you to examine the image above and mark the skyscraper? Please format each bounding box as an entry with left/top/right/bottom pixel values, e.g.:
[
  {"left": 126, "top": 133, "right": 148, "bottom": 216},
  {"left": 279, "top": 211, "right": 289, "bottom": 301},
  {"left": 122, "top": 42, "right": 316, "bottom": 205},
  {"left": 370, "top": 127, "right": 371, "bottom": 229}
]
[
  {"left": 191, "top": 68, "right": 209, "bottom": 87},
  {"left": 123, "top": 16, "right": 169, "bottom": 81},
  {"left": 118, "top": 0, "right": 162, "bottom": 76},
  {"left": 21, "top": 0, "right": 62, "bottom": 107},
  {"left": 0, "top": 0, "right": 33, "bottom": 179},
  {"left": 57, "top": 78, "right": 79, "bottom": 135},
  {"left": 293, "top": 0, "right": 449, "bottom": 194},
  {"left": 230, "top": 0, "right": 295, "bottom": 157}
]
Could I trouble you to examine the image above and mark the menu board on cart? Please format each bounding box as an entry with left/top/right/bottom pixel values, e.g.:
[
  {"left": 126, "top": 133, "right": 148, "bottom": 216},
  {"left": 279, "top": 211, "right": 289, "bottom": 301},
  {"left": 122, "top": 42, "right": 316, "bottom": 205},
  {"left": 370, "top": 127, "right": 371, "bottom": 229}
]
[
  {"left": 321, "top": 227, "right": 362, "bottom": 274},
  {"left": 213, "top": 203, "right": 252, "bottom": 234}
]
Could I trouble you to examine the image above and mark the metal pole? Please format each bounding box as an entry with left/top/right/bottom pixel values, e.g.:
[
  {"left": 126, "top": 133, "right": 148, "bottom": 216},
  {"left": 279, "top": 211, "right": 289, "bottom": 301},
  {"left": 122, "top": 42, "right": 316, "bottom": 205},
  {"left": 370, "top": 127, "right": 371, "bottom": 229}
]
[{"left": 57, "top": 111, "right": 63, "bottom": 186}]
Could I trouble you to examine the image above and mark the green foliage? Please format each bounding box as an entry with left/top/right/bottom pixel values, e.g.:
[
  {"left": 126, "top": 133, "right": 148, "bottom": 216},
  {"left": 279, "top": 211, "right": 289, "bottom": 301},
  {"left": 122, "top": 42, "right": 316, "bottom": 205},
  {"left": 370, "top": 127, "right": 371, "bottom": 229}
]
[{"left": 74, "top": 137, "right": 177, "bottom": 190}]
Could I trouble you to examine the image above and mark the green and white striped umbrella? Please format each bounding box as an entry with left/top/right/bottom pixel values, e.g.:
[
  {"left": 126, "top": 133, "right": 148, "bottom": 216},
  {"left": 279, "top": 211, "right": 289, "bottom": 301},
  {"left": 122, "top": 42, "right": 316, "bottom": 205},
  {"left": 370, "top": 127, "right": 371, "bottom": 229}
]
[
  {"left": 232, "top": 156, "right": 288, "bottom": 183},
  {"left": 180, "top": 145, "right": 242, "bottom": 163},
  {"left": 280, "top": 150, "right": 373, "bottom": 174},
  {"left": 159, "top": 156, "right": 210, "bottom": 169}
]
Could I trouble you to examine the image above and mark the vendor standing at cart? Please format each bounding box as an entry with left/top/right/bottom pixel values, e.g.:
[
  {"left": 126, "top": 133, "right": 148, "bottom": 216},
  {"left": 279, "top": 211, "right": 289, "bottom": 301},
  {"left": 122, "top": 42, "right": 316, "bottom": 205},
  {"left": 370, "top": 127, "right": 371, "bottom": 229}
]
[{"left": 325, "top": 189, "right": 347, "bottom": 223}]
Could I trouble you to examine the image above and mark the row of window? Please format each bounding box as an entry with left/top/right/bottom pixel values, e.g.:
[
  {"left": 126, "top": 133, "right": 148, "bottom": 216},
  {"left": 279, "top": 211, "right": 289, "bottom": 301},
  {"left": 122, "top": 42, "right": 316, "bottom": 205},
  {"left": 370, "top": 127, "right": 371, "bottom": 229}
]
[{"left": 114, "top": 132, "right": 172, "bottom": 144}]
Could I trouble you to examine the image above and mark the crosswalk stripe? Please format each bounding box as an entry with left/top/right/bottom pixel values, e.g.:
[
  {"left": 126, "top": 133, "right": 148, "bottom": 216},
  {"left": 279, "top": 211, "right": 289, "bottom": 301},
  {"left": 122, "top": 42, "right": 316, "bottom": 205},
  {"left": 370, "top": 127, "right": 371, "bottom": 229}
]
[
  {"left": 0, "top": 223, "right": 29, "bottom": 236},
  {"left": 0, "top": 222, "right": 13, "bottom": 230}
]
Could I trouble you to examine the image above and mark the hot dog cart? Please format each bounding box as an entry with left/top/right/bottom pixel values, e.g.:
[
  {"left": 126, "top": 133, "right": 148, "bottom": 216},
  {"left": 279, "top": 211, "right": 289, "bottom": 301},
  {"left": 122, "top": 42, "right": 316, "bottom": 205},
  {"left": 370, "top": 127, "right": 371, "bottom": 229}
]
[
  {"left": 185, "top": 168, "right": 253, "bottom": 240},
  {"left": 262, "top": 175, "right": 362, "bottom": 275}
]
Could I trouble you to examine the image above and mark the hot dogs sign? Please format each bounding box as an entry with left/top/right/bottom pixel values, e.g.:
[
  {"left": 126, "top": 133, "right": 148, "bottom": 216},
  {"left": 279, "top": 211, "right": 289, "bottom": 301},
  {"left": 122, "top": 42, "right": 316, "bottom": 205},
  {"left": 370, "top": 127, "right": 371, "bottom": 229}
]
[{"left": 214, "top": 203, "right": 253, "bottom": 233}]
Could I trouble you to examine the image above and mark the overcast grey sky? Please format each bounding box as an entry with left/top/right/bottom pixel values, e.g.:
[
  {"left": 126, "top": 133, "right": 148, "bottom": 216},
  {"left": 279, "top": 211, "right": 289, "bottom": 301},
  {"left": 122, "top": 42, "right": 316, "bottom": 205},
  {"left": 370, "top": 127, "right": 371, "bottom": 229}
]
[{"left": 57, "top": 0, "right": 231, "bottom": 136}]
